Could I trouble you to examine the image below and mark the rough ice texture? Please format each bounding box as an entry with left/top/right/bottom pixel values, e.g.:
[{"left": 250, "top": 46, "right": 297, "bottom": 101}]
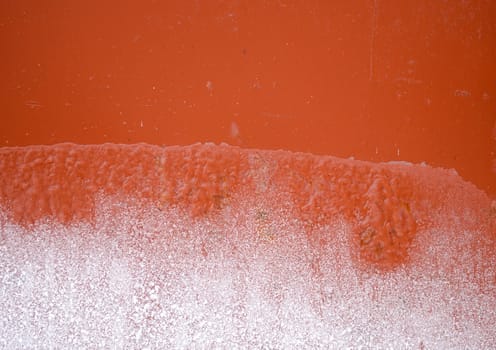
[{"left": 0, "top": 143, "right": 495, "bottom": 348}]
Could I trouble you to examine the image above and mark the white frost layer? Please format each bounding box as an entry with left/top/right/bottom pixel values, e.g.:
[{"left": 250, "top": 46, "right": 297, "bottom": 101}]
[{"left": 0, "top": 198, "right": 494, "bottom": 349}]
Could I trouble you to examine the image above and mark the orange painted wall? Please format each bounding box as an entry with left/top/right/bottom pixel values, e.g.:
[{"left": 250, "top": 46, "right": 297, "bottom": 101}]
[{"left": 1, "top": 0, "right": 495, "bottom": 196}]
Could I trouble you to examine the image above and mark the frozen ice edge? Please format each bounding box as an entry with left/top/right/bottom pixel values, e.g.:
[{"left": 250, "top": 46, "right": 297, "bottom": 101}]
[{"left": 0, "top": 142, "right": 477, "bottom": 195}]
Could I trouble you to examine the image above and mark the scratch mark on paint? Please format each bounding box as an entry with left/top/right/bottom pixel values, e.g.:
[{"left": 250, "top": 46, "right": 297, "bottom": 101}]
[
  {"left": 454, "top": 89, "right": 471, "bottom": 97},
  {"left": 369, "top": 0, "right": 378, "bottom": 82},
  {"left": 25, "top": 100, "right": 42, "bottom": 109}
]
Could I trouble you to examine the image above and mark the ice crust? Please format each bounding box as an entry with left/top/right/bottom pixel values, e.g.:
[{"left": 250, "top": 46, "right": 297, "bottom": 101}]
[
  {"left": 0, "top": 197, "right": 494, "bottom": 349},
  {"left": 0, "top": 143, "right": 494, "bottom": 348}
]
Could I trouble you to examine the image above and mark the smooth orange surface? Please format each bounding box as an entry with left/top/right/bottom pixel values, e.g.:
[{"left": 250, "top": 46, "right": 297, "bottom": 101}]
[{"left": 1, "top": 1, "right": 495, "bottom": 196}]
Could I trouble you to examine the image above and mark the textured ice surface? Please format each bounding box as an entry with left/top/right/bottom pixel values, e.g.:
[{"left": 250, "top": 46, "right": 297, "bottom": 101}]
[
  {"left": 0, "top": 197, "right": 495, "bottom": 349},
  {"left": 0, "top": 143, "right": 495, "bottom": 348}
]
